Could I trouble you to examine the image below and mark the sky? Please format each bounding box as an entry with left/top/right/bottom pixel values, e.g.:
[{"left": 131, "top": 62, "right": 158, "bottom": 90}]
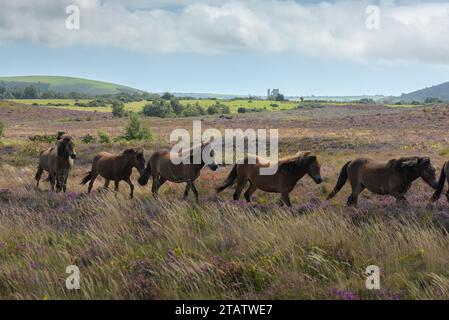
[{"left": 1, "top": 0, "right": 449, "bottom": 96}]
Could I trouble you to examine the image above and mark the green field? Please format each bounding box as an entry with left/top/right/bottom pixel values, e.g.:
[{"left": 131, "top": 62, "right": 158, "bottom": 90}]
[
  {"left": 179, "top": 99, "right": 299, "bottom": 112},
  {"left": 0, "top": 76, "right": 143, "bottom": 95},
  {"left": 9, "top": 99, "right": 301, "bottom": 114}
]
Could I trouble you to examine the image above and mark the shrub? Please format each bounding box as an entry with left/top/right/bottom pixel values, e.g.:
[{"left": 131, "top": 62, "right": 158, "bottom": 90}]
[
  {"left": 182, "top": 103, "right": 206, "bottom": 117},
  {"left": 81, "top": 134, "right": 96, "bottom": 144},
  {"left": 123, "top": 113, "right": 152, "bottom": 141},
  {"left": 424, "top": 97, "right": 443, "bottom": 104},
  {"left": 97, "top": 131, "right": 111, "bottom": 144},
  {"left": 0, "top": 121, "right": 4, "bottom": 138},
  {"left": 171, "top": 99, "right": 185, "bottom": 116},
  {"left": 28, "top": 134, "right": 56, "bottom": 143},
  {"left": 237, "top": 107, "right": 246, "bottom": 113},
  {"left": 111, "top": 101, "right": 125, "bottom": 118},
  {"left": 142, "top": 100, "right": 175, "bottom": 118},
  {"left": 207, "top": 102, "right": 231, "bottom": 115}
]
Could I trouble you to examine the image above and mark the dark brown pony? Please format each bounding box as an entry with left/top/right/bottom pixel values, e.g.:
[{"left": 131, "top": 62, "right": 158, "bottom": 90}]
[
  {"left": 327, "top": 157, "right": 438, "bottom": 206},
  {"left": 432, "top": 161, "right": 449, "bottom": 203},
  {"left": 35, "top": 135, "right": 77, "bottom": 192},
  {"left": 216, "top": 151, "right": 323, "bottom": 207},
  {"left": 81, "top": 149, "right": 146, "bottom": 198},
  {"left": 138, "top": 142, "right": 218, "bottom": 202}
]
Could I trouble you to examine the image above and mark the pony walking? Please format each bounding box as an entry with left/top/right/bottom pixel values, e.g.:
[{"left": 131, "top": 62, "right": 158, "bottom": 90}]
[
  {"left": 216, "top": 151, "right": 323, "bottom": 207},
  {"left": 327, "top": 157, "right": 438, "bottom": 206},
  {"left": 138, "top": 142, "right": 218, "bottom": 202},
  {"left": 81, "top": 149, "right": 146, "bottom": 198},
  {"left": 35, "top": 135, "right": 77, "bottom": 192}
]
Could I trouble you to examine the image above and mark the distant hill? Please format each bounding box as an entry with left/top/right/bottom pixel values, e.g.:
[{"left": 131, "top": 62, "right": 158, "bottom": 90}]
[
  {"left": 0, "top": 76, "right": 144, "bottom": 96},
  {"left": 400, "top": 82, "right": 449, "bottom": 102}
]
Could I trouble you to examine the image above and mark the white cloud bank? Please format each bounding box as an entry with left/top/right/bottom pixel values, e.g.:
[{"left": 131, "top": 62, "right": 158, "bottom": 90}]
[{"left": 1, "top": 0, "right": 449, "bottom": 64}]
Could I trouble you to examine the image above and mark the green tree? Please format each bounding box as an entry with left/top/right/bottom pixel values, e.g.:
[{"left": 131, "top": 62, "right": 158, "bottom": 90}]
[
  {"left": 142, "top": 99, "right": 175, "bottom": 118},
  {"left": 207, "top": 102, "right": 231, "bottom": 115},
  {"left": 111, "top": 101, "right": 125, "bottom": 118},
  {"left": 23, "top": 85, "right": 39, "bottom": 99},
  {"left": 170, "top": 98, "right": 185, "bottom": 116},
  {"left": 123, "top": 113, "right": 152, "bottom": 141},
  {"left": 161, "top": 92, "right": 174, "bottom": 100}
]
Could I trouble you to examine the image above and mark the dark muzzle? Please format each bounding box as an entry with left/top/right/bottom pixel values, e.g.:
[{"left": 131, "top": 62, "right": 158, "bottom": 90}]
[
  {"left": 70, "top": 153, "right": 77, "bottom": 159},
  {"left": 138, "top": 171, "right": 150, "bottom": 186},
  {"left": 208, "top": 163, "right": 218, "bottom": 171}
]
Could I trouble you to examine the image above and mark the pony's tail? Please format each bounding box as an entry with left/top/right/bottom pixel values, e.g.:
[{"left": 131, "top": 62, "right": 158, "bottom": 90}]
[
  {"left": 216, "top": 165, "right": 237, "bottom": 193},
  {"left": 80, "top": 172, "right": 92, "bottom": 185},
  {"left": 432, "top": 163, "right": 447, "bottom": 202},
  {"left": 35, "top": 167, "right": 42, "bottom": 181},
  {"left": 327, "top": 161, "right": 351, "bottom": 200}
]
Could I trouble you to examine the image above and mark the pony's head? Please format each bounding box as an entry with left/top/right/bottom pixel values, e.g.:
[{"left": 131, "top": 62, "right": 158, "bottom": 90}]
[
  {"left": 297, "top": 151, "right": 322, "bottom": 184},
  {"left": 123, "top": 148, "right": 146, "bottom": 175},
  {"left": 394, "top": 157, "right": 437, "bottom": 189},
  {"left": 202, "top": 141, "right": 218, "bottom": 171},
  {"left": 57, "top": 135, "right": 76, "bottom": 159}
]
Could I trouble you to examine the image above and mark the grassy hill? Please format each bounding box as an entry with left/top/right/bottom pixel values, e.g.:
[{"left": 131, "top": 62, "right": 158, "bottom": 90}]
[
  {"left": 0, "top": 75, "right": 144, "bottom": 96},
  {"left": 400, "top": 81, "right": 449, "bottom": 102}
]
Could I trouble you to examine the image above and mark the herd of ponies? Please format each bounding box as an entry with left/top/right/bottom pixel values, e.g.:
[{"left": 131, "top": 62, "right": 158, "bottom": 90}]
[{"left": 34, "top": 134, "right": 449, "bottom": 207}]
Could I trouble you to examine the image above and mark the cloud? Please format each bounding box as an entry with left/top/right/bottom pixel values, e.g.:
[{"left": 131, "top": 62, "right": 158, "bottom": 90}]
[{"left": 1, "top": 0, "right": 449, "bottom": 64}]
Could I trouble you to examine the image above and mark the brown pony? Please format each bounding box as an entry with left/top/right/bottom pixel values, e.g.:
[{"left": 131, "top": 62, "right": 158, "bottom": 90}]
[
  {"left": 80, "top": 149, "right": 146, "bottom": 198},
  {"left": 327, "top": 157, "right": 438, "bottom": 206},
  {"left": 35, "top": 135, "right": 77, "bottom": 192},
  {"left": 432, "top": 161, "right": 449, "bottom": 203},
  {"left": 216, "top": 151, "right": 323, "bottom": 207},
  {"left": 138, "top": 142, "right": 218, "bottom": 202}
]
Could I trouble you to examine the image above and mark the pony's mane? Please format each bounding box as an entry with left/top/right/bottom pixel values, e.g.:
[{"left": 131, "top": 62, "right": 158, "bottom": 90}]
[
  {"left": 177, "top": 142, "right": 211, "bottom": 159},
  {"left": 278, "top": 151, "right": 311, "bottom": 174}
]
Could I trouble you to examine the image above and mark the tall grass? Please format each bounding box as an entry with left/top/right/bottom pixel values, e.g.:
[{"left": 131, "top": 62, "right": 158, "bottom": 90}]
[{"left": 0, "top": 165, "right": 448, "bottom": 300}]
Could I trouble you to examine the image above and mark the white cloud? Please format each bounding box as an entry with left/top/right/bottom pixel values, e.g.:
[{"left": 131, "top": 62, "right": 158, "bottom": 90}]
[{"left": 1, "top": 0, "right": 449, "bottom": 64}]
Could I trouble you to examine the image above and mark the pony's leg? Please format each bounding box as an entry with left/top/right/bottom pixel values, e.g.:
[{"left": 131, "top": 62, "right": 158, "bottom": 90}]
[
  {"left": 189, "top": 181, "right": 199, "bottom": 203},
  {"left": 56, "top": 174, "right": 63, "bottom": 192},
  {"left": 124, "top": 178, "right": 134, "bottom": 199},
  {"left": 183, "top": 183, "right": 191, "bottom": 200},
  {"left": 114, "top": 180, "right": 120, "bottom": 192},
  {"left": 280, "top": 192, "right": 292, "bottom": 207},
  {"left": 88, "top": 173, "right": 98, "bottom": 193},
  {"left": 347, "top": 183, "right": 363, "bottom": 207},
  {"left": 233, "top": 177, "right": 247, "bottom": 201},
  {"left": 35, "top": 167, "right": 43, "bottom": 188},
  {"left": 151, "top": 176, "right": 160, "bottom": 198},
  {"left": 103, "top": 179, "right": 110, "bottom": 190},
  {"left": 63, "top": 174, "right": 69, "bottom": 192},
  {"left": 244, "top": 183, "right": 257, "bottom": 202},
  {"left": 49, "top": 173, "right": 56, "bottom": 192}
]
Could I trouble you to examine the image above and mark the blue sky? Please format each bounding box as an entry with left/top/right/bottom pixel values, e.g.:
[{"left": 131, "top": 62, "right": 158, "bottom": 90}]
[{"left": 1, "top": 0, "right": 449, "bottom": 96}]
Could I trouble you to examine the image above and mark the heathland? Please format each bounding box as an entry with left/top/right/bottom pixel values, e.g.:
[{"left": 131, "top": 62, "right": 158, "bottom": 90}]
[{"left": 0, "top": 99, "right": 448, "bottom": 299}]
